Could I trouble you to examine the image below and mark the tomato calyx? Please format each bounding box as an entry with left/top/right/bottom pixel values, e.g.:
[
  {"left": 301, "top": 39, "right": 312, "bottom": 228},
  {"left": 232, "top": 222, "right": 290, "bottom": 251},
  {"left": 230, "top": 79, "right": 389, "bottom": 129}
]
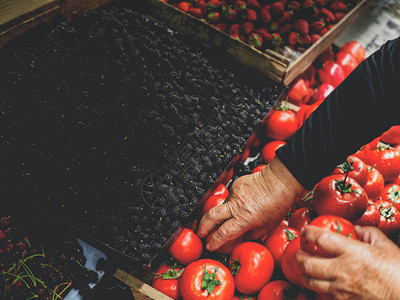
[
  {"left": 388, "top": 186, "right": 400, "bottom": 202},
  {"left": 368, "top": 164, "right": 376, "bottom": 172},
  {"left": 284, "top": 228, "right": 298, "bottom": 241},
  {"left": 202, "top": 264, "right": 222, "bottom": 294},
  {"left": 276, "top": 101, "right": 289, "bottom": 112},
  {"left": 380, "top": 204, "right": 395, "bottom": 220},
  {"left": 156, "top": 262, "right": 184, "bottom": 280},
  {"left": 230, "top": 258, "right": 241, "bottom": 276},
  {"left": 335, "top": 180, "right": 357, "bottom": 194},
  {"left": 338, "top": 158, "right": 354, "bottom": 173},
  {"left": 377, "top": 144, "right": 392, "bottom": 151},
  {"left": 283, "top": 285, "right": 304, "bottom": 300}
]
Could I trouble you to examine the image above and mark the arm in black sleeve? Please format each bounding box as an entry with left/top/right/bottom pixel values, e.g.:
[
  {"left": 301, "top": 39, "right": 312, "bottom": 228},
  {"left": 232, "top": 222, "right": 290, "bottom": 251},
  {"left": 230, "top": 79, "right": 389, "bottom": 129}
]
[{"left": 276, "top": 37, "right": 400, "bottom": 190}]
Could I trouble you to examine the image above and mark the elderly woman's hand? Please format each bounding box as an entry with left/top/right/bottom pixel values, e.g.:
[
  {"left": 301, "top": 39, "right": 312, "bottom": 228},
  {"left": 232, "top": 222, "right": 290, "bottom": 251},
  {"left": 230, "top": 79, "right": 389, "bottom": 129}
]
[{"left": 296, "top": 225, "right": 400, "bottom": 300}]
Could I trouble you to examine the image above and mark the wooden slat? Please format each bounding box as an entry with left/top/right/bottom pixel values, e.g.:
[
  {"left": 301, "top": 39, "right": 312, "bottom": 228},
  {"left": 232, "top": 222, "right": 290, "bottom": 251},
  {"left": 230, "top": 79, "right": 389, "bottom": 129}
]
[
  {"left": 283, "top": 0, "right": 373, "bottom": 85},
  {"left": 146, "top": 0, "right": 290, "bottom": 84},
  {"left": 0, "top": 0, "right": 55, "bottom": 25},
  {"left": 114, "top": 268, "right": 172, "bottom": 300}
]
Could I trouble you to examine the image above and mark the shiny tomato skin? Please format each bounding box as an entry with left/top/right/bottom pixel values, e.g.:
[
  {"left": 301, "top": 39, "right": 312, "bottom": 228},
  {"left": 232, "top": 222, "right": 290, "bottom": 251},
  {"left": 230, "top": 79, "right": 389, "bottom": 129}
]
[
  {"left": 340, "top": 41, "right": 365, "bottom": 63},
  {"left": 364, "top": 165, "right": 385, "bottom": 201},
  {"left": 263, "top": 226, "right": 300, "bottom": 267},
  {"left": 229, "top": 242, "right": 274, "bottom": 294},
  {"left": 213, "top": 184, "right": 229, "bottom": 198},
  {"left": 287, "top": 78, "right": 309, "bottom": 105},
  {"left": 331, "top": 156, "right": 368, "bottom": 187},
  {"left": 363, "top": 147, "right": 400, "bottom": 182},
  {"left": 261, "top": 141, "right": 286, "bottom": 163},
  {"left": 335, "top": 52, "right": 358, "bottom": 76},
  {"left": 301, "top": 215, "right": 357, "bottom": 257},
  {"left": 353, "top": 144, "right": 371, "bottom": 162},
  {"left": 206, "top": 229, "right": 244, "bottom": 254},
  {"left": 296, "top": 105, "right": 310, "bottom": 128},
  {"left": 257, "top": 280, "right": 307, "bottom": 300},
  {"left": 288, "top": 207, "right": 312, "bottom": 232},
  {"left": 202, "top": 194, "right": 227, "bottom": 216},
  {"left": 151, "top": 264, "right": 182, "bottom": 300},
  {"left": 317, "top": 62, "right": 346, "bottom": 87},
  {"left": 309, "top": 83, "right": 335, "bottom": 104},
  {"left": 381, "top": 184, "right": 400, "bottom": 209},
  {"left": 378, "top": 201, "right": 400, "bottom": 237},
  {"left": 265, "top": 109, "right": 298, "bottom": 141},
  {"left": 233, "top": 295, "right": 256, "bottom": 300},
  {"left": 353, "top": 201, "right": 380, "bottom": 227},
  {"left": 381, "top": 126, "right": 400, "bottom": 145},
  {"left": 313, "top": 175, "right": 368, "bottom": 220},
  {"left": 180, "top": 259, "right": 235, "bottom": 300},
  {"left": 281, "top": 237, "right": 306, "bottom": 287},
  {"left": 169, "top": 228, "right": 203, "bottom": 265},
  {"left": 251, "top": 164, "right": 266, "bottom": 174}
]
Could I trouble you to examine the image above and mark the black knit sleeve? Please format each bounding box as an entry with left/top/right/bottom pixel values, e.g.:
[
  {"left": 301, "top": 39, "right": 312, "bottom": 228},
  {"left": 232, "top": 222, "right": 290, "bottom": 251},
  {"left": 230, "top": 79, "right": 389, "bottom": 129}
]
[{"left": 276, "top": 37, "right": 400, "bottom": 190}]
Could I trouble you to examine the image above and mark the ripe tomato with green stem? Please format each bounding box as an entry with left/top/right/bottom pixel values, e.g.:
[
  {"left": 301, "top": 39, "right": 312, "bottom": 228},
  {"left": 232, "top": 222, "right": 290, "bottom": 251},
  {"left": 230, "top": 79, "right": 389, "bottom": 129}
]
[
  {"left": 353, "top": 201, "right": 380, "bottom": 227},
  {"left": 363, "top": 144, "right": 400, "bottom": 182},
  {"left": 378, "top": 200, "right": 400, "bottom": 237},
  {"left": 229, "top": 242, "right": 274, "bottom": 294},
  {"left": 257, "top": 280, "right": 308, "bottom": 300},
  {"left": 180, "top": 259, "right": 235, "bottom": 300},
  {"left": 263, "top": 226, "right": 300, "bottom": 267},
  {"left": 169, "top": 228, "right": 203, "bottom": 265},
  {"left": 381, "top": 183, "right": 400, "bottom": 209},
  {"left": 151, "top": 262, "right": 183, "bottom": 300},
  {"left": 300, "top": 215, "right": 358, "bottom": 257},
  {"left": 265, "top": 103, "right": 298, "bottom": 141},
  {"left": 281, "top": 237, "right": 306, "bottom": 287},
  {"left": 331, "top": 156, "right": 369, "bottom": 187}
]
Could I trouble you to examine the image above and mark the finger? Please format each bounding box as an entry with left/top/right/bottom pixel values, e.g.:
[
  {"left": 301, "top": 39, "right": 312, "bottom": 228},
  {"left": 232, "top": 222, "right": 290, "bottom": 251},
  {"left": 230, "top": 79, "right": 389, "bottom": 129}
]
[
  {"left": 206, "top": 218, "right": 244, "bottom": 251},
  {"left": 301, "top": 274, "right": 333, "bottom": 294},
  {"left": 302, "top": 226, "right": 358, "bottom": 256},
  {"left": 246, "top": 226, "right": 270, "bottom": 241},
  {"left": 295, "top": 249, "right": 336, "bottom": 280},
  {"left": 198, "top": 202, "right": 233, "bottom": 238},
  {"left": 354, "top": 225, "right": 390, "bottom": 246}
]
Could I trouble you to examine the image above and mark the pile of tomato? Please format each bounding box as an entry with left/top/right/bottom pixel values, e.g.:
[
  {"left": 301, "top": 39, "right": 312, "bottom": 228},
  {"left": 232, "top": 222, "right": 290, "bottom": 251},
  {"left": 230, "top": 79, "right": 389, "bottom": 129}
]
[{"left": 150, "top": 40, "right": 400, "bottom": 299}]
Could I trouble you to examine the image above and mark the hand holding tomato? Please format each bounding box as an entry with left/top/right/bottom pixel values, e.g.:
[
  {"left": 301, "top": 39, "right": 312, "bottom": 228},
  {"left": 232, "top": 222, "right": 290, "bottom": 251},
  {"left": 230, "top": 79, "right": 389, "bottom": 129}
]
[
  {"left": 295, "top": 225, "right": 400, "bottom": 299},
  {"left": 198, "top": 157, "right": 305, "bottom": 252}
]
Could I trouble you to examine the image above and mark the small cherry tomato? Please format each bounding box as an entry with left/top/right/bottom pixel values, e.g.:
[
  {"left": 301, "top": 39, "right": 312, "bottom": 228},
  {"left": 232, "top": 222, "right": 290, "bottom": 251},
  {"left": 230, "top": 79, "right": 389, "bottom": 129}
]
[
  {"left": 257, "top": 280, "right": 308, "bottom": 300},
  {"left": 152, "top": 263, "right": 183, "bottom": 300},
  {"left": 313, "top": 174, "right": 368, "bottom": 220},
  {"left": 169, "top": 228, "right": 203, "bottom": 265},
  {"left": 301, "top": 215, "right": 357, "bottom": 257},
  {"left": 180, "top": 259, "right": 235, "bottom": 300},
  {"left": 229, "top": 242, "right": 274, "bottom": 294},
  {"left": 281, "top": 237, "right": 306, "bottom": 287},
  {"left": 261, "top": 141, "right": 286, "bottom": 163},
  {"left": 263, "top": 226, "right": 300, "bottom": 267}
]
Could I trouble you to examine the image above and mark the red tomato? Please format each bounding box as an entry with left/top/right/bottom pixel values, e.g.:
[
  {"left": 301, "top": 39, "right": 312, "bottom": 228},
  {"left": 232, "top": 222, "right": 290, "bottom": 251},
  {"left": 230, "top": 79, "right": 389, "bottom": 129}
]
[
  {"left": 313, "top": 175, "right": 368, "bottom": 220},
  {"left": 381, "top": 184, "right": 400, "bottom": 209},
  {"left": 317, "top": 62, "right": 346, "bottom": 87},
  {"left": 353, "top": 144, "right": 371, "bottom": 162},
  {"left": 202, "top": 194, "right": 227, "bottom": 216},
  {"left": 294, "top": 190, "right": 314, "bottom": 208},
  {"left": 180, "top": 259, "right": 235, "bottom": 300},
  {"left": 169, "top": 228, "right": 203, "bottom": 265},
  {"left": 331, "top": 156, "right": 368, "bottom": 187},
  {"left": 309, "top": 83, "right": 335, "bottom": 104},
  {"left": 340, "top": 41, "right": 365, "bottom": 64},
  {"left": 335, "top": 52, "right": 358, "bottom": 76},
  {"left": 281, "top": 237, "right": 306, "bottom": 287},
  {"left": 233, "top": 295, "right": 256, "bottom": 300},
  {"left": 288, "top": 207, "right": 312, "bottom": 232},
  {"left": 363, "top": 146, "right": 400, "bottom": 182},
  {"left": 263, "top": 226, "right": 300, "bottom": 267},
  {"left": 303, "top": 100, "right": 323, "bottom": 122},
  {"left": 353, "top": 201, "right": 380, "bottom": 227},
  {"left": 378, "top": 201, "right": 400, "bottom": 237},
  {"left": 393, "top": 175, "right": 400, "bottom": 186},
  {"left": 251, "top": 164, "right": 266, "bottom": 174},
  {"left": 229, "top": 242, "right": 274, "bottom": 294},
  {"left": 265, "top": 108, "right": 298, "bottom": 140},
  {"left": 257, "top": 280, "right": 307, "bottom": 300},
  {"left": 301, "top": 215, "right": 357, "bottom": 257},
  {"left": 295, "top": 105, "right": 310, "bottom": 128},
  {"left": 381, "top": 126, "right": 400, "bottom": 145},
  {"left": 206, "top": 230, "right": 244, "bottom": 254},
  {"left": 152, "top": 264, "right": 183, "bottom": 300},
  {"left": 364, "top": 165, "right": 385, "bottom": 201},
  {"left": 287, "top": 78, "right": 309, "bottom": 105},
  {"left": 213, "top": 184, "right": 229, "bottom": 198},
  {"left": 261, "top": 141, "right": 286, "bottom": 163}
]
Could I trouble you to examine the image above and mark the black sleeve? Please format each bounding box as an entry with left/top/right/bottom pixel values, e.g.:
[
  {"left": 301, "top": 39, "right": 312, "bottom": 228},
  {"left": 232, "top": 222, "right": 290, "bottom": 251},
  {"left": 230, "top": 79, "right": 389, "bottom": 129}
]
[{"left": 276, "top": 37, "right": 400, "bottom": 190}]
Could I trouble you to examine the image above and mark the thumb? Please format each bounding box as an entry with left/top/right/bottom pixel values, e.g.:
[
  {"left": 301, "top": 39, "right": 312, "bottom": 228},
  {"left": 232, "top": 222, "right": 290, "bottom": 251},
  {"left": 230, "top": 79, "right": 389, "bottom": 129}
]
[{"left": 354, "top": 225, "right": 391, "bottom": 246}]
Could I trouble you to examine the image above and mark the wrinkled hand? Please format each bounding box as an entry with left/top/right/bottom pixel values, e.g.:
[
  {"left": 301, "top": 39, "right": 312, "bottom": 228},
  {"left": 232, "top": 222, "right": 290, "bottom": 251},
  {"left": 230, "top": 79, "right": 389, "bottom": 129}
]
[
  {"left": 197, "top": 157, "right": 304, "bottom": 251},
  {"left": 296, "top": 225, "right": 400, "bottom": 300}
]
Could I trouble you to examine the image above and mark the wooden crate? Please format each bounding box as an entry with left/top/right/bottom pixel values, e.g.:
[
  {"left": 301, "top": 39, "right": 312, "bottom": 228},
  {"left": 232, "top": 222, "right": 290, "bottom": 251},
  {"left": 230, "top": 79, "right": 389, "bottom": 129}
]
[{"left": 146, "top": 0, "right": 373, "bottom": 86}]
